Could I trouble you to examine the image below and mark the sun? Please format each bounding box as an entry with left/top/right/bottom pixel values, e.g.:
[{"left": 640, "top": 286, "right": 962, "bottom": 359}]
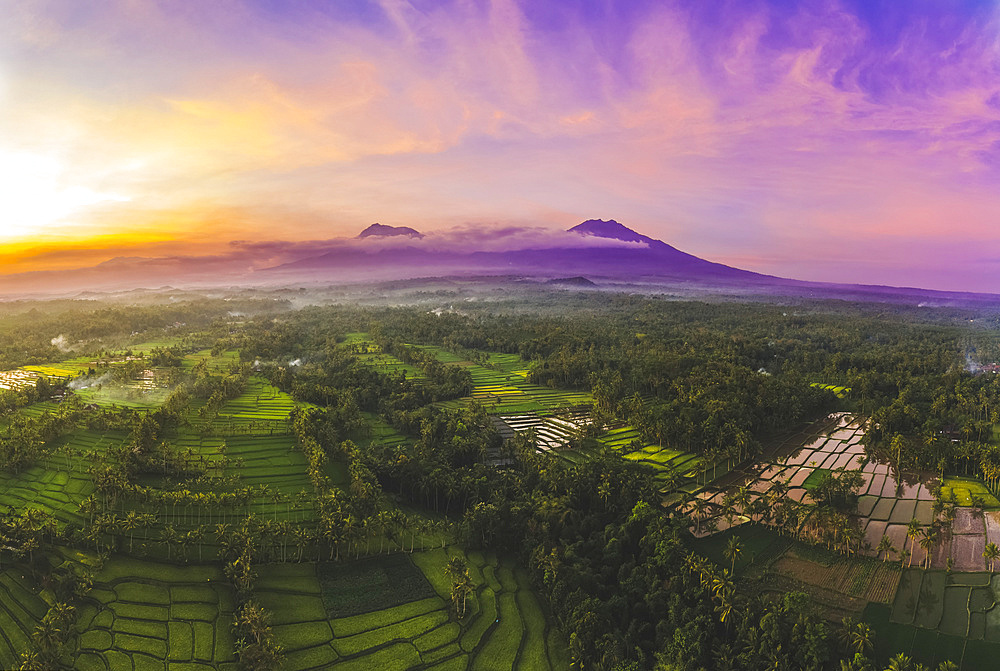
[{"left": 0, "top": 151, "right": 130, "bottom": 240}]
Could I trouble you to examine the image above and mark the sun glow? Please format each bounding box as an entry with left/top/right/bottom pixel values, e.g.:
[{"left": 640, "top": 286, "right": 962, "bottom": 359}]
[{"left": 0, "top": 151, "right": 131, "bottom": 241}]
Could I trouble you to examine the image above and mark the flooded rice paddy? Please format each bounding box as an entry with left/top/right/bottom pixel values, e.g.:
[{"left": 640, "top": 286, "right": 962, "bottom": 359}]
[{"left": 700, "top": 413, "right": 1000, "bottom": 572}]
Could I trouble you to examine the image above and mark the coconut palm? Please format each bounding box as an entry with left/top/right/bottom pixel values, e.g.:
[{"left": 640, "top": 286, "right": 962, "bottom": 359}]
[
  {"left": 30, "top": 618, "right": 63, "bottom": 663},
  {"left": 876, "top": 534, "right": 896, "bottom": 562},
  {"left": 690, "top": 497, "right": 709, "bottom": 534},
  {"left": 906, "top": 519, "right": 921, "bottom": 567},
  {"left": 445, "top": 556, "right": 472, "bottom": 616},
  {"left": 885, "top": 652, "right": 914, "bottom": 671},
  {"left": 724, "top": 536, "right": 743, "bottom": 574},
  {"left": 919, "top": 527, "right": 938, "bottom": 569},
  {"left": 188, "top": 527, "right": 205, "bottom": 562},
  {"left": 848, "top": 622, "right": 873, "bottom": 656},
  {"left": 161, "top": 524, "right": 178, "bottom": 560},
  {"left": 984, "top": 542, "right": 1000, "bottom": 572},
  {"left": 123, "top": 511, "right": 139, "bottom": 553}
]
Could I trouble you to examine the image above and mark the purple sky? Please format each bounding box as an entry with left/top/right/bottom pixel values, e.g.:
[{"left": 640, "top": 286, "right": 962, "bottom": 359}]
[{"left": 2, "top": 0, "right": 1000, "bottom": 291}]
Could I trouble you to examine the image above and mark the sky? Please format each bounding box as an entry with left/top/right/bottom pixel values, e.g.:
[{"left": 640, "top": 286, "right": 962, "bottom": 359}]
[{"left": 2, "top": 0, "right": 1000, "bottom": 292}]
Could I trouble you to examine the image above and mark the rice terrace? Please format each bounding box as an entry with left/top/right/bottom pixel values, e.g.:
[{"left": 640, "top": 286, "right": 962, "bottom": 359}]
[{"left": 6, "top": 288, "right": 1000, "bottom": 671}]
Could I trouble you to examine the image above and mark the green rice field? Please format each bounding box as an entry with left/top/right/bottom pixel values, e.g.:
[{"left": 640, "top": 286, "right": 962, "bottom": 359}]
[
  {"left": 256, "top": 548, "right": 568, "bottom": 670},
  {"left": 0, "top": 429, "right": 124, "bottom": 527},
  {"left": 941, "top": 476, "right": 1000, "bottom": 508},
  {"left": 73, "top": 557, "right": 238, "bottom": 671},
  {"left": 0, "top": 568, "right": 47, "bottom": 670},
  {"left": 810, "top": 382, "right": 851, "bottom": 399},
  {"left": 1, "top": 337, "right": 572, "bottom": 669}
]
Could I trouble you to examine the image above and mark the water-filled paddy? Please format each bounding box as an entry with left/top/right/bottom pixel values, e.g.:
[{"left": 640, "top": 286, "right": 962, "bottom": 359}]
[{"left": 696, "top": 412, "right": 1000, "bottom": 571}]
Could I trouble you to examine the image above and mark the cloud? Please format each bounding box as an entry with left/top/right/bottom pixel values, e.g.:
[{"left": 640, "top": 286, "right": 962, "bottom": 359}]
[{"left": 2, "top": 0, "right": 1000, "bottom": 291}]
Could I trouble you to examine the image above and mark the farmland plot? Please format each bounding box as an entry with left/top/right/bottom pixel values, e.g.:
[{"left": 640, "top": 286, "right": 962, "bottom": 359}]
[
  {"left": 0, "top": 568, "right": 47, "bottom": 670},
  {"left": 73, "top": 558, "right": 238, "bottom": 671},
  {"left": 256, "top": 548, "right": 567, "bottom": 670}
]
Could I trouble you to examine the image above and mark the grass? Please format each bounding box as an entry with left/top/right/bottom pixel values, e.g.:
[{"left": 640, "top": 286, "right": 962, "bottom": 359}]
[
  {"left": 319, "top": 554, "right": 438, "bottom": 618},
  {"left": 941, "top": 476, "right": 1000, "bottom": 508},
  {"left": 334, "top": 611, "right": 449, "bottom": 656},
  {"left": 810, "top": 382, "right": 851, "bottom": 398},
  {"left": 873, "top": 568, "right": 1000, "bottom": 668},
  {"left": 333, "top": 597, "right": 445, "bottom": 638},
  {"left": 802, "top": 468, "right": 833, "bottom": 491},
  {"left": 0, "top": 569, "right": 45, "bottom": 670},
  {"left": 694, "top": 525, "right": 792, "bottom": 576},
  {"left": 292, "top": 547, "right": 568, "bottom": 669}
]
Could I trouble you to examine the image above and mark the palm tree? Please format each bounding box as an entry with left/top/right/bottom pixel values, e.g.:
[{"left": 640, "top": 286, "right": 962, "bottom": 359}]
[
  {"left": 906, "top": 519, "right": 921, "bottom": 568},
  {"left": 454, "top": 572, "right": 474, "bottom": 618},
  {"left": 189, "top": 527, "right": 205, "bottom": 562},
  {"left": 690, "top": 497, "right": 709, "bottom": 534},
  {"left": 848, "top": 622, "right": 873, "bottom": 657},
  {"left": 919, "top": 527, "right": 938, "bottom": 569},
  {"left": 161, "top": 524, "right": 178, "bottom": 560},
  {"left": 710, "top": 569, "right": 734, "bottom": 600},
  {"left": 733, "top": 486, "right": 752, "bottom": 520},
  {"left": 445, "top": 557, "right": 472, "bottom": 616},
  {"left": 885, "top": 652, "right": 914, "bottom": 671},
  {"left": 30, "top": 618, "right": 63, "bottom": 663},
  {"left": 123, "top": 511, "right": 139, "bottom": 553},
  {"left": 710, "top": 569, "right": 736, "bottom": 629},
  {"left": 876, "top": 534, "right": 896, "bottom": 562},
  {"left": 984, "top": 542, "right": 1000, "bottom": 572},
  {"left": 724, "top": 536, "right": 743, "bottom": 574}
]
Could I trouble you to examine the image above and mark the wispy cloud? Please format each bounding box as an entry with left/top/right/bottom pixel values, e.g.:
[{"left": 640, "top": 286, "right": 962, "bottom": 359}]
[{"left": 2, "top": 0, "right": 1000, "bottom": 290}]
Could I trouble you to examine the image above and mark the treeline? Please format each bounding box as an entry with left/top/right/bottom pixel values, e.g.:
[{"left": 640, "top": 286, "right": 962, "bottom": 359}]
[
  {"left": 0, "top": 296, "right": 288, "bottom": 371},
  {"left": 325, "top": 296, "right": 1000, "bottom": 485}
]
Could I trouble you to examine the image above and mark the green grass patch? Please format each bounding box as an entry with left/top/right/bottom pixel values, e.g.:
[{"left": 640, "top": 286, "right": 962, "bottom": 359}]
[
  {"left": 941, "top": 476, "right": 1000, "bottom": 508},
  {"left": 331, "top": 641, "right": 422, "bottom": 671},
  {"left": 319, "top": 553, "right": 438, "bottom": 618},
  {"left": 473, "top": 591, "right": 523, "bottom": 669},
  {"left": 272, "top": 621, "right": 334, "bottom": 651},
  {"left": 516, "top": 587, "right": 551, "bottom": 670},
  {"left": 333, "top": 610, "right": 449, "bottom": 656},
  {"left": 460, "top": 587, "right": 496, "bottom": 653},
  {"left": 283, "top": 644, "right": 339, "bottom": 670},
  {"left": 415, "top": 622, "right": 461, "bottom": 653},
  {"left": 801, "top": 468, "right": 833, "bottom": 491},
  {"left": 332, "top": 597, "right": 445, "bottom": 638}
]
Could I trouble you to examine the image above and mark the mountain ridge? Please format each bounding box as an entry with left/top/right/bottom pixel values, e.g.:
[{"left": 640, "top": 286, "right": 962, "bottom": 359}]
[{"left": 358, "top": 223, "right": 424, "bottom": 239}]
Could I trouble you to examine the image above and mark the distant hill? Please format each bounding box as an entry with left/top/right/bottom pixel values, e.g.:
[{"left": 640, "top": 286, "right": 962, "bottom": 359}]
[
  {"left": 357, "top": 223, "right": 424, "bottom": 239},
  {"left": 547, "top": 276, "right": 597, "bottom": 287}
]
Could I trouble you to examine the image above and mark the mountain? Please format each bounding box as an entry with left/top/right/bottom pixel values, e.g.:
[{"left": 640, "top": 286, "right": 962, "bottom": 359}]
[
  {"left": 569, "top": 219, "right": 657, "bottom": 244},
  {"left": 357, "top": 223, "right": 424, "bottom": 239},
  {"left": 268, "top": 220, "right": 771, "bottom": 286},
  {"left": 10, "top": 219, "right": 1000, "bottom": 309}
]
